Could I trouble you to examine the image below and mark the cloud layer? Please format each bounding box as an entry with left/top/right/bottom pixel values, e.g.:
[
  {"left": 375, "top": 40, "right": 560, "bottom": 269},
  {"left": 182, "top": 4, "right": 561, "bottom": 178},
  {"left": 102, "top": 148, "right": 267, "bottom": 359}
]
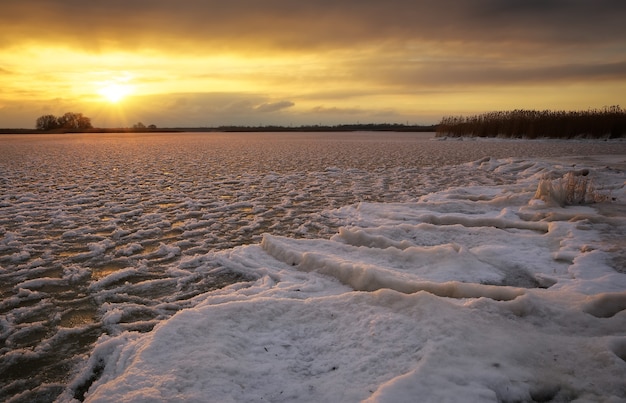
[
  {"left": 3, "top": 0, "right": 626, "bottom": 50},
  {"left": 1, "top": 0, "right": 625, "bottom": 127}
]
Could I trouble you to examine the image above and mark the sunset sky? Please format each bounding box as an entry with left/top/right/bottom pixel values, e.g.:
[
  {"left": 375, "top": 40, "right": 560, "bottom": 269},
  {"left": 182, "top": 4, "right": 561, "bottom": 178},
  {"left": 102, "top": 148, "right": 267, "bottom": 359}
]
[{"left": 1, "top": 0, "right": 625, "bottom": 128}]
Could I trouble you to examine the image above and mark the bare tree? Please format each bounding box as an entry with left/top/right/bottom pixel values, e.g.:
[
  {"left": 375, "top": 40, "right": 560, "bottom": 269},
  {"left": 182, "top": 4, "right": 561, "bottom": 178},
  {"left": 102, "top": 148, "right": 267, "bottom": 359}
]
[
  {"left": 37, "top": 112, "right": 93, "bottom": 131},
  {"left": 36, "top": 114, "right": 60, "bottom": 131},
  {"left": 57, "top": 112, "right": 92, "bottom": 130}
]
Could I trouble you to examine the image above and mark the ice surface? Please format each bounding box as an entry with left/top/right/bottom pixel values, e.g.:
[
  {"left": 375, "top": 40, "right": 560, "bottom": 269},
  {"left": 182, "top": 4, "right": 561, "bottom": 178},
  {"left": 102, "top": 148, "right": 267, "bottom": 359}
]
[
  {"left": 2, "top": 133, "right": 625, "bottom": 401},
  {"left": 61, "top": 155, "right": 626, "bottom": 402}
]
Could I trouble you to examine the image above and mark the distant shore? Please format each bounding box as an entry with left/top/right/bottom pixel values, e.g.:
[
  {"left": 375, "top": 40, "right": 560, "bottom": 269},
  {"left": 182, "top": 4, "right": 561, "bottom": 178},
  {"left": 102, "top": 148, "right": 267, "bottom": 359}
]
[
  {"left": 0, "top": 124, "right": 438, "bottom": 135},
  {"left": 0, "top": 128, "right": 181, "bottom": 134}
]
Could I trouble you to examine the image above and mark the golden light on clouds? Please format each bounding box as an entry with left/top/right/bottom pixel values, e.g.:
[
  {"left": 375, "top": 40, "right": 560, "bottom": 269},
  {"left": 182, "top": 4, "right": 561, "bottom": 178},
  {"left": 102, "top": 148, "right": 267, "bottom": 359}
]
[{"left": 1, "top": 1, "right": 625, "bottom": 128}]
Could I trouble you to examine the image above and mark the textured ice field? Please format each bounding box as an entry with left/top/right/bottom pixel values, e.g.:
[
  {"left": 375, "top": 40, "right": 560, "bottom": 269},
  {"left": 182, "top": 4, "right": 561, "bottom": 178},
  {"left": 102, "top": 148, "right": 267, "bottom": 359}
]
[{"left": 1, "top": 132, "right": 625, "bottom": 402}]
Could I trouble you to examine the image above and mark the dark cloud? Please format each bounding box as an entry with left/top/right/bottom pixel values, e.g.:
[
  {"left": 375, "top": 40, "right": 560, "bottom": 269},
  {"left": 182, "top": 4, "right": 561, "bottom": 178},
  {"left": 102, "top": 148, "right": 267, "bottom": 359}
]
[
  {"left": 309, "top": 106, "right": 364, "bottom": 115},
  {"left": 2, "top": 0, "right": 625, "bottom": 51},
  {"left": 118, "top": 93, "right": 297, "bottom": 126},
  {"left": 303, "top": 105, "right": 405, "bottom": 126},
  {"left": 357, "top": 60, "right": 626, "bottom": 89},
  {"left": 255, "top": 101, "right": 295, "bottom": 113}
]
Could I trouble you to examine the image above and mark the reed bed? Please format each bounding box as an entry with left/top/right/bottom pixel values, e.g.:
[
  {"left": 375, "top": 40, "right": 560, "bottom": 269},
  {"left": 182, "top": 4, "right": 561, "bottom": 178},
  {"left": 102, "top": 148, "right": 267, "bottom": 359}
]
[{"left": 437, "top": 106, "right": 625, "bottom": 139}]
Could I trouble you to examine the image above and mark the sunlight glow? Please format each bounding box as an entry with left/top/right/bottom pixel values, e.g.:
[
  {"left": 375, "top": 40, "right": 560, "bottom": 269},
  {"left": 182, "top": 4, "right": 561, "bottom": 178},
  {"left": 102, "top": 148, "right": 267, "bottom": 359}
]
[{"left": 98, "top": 82, "right": 133, "bottom": 103}]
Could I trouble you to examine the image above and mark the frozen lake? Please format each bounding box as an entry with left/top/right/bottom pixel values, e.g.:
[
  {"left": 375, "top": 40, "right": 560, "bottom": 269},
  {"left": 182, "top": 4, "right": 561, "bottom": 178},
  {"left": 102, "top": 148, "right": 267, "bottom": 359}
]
[{"left": 0, "top": 132, "right": 625, "bottom": 402}]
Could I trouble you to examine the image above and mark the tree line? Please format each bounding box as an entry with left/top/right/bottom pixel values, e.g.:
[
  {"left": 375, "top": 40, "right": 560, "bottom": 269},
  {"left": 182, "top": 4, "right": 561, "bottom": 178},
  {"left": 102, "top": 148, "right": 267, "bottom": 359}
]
[
  {"left": 36, "top": 112, "right": 93, "bottom": 131},
  {"left": 436, "top": 106, "right": 625, "bottom": 139}
]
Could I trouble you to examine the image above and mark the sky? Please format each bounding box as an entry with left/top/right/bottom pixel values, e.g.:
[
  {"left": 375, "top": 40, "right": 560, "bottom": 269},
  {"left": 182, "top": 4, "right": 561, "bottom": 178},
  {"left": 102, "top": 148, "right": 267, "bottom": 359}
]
[{"left": 1, "top": 0, "right": 625, "bottom": 128}]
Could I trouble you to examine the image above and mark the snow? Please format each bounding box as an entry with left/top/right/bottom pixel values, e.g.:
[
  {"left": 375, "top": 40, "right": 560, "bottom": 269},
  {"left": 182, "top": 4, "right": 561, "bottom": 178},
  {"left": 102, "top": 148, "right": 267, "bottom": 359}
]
[{"left": 60, "top": 156, "right": 626, "bottom": 402}]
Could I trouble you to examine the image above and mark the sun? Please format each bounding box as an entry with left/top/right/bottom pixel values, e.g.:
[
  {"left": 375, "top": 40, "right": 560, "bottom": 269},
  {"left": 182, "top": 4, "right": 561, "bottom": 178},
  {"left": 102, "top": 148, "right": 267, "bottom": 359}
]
[{"left": 98, "top": 82, "right": 133, "bottom": 103}]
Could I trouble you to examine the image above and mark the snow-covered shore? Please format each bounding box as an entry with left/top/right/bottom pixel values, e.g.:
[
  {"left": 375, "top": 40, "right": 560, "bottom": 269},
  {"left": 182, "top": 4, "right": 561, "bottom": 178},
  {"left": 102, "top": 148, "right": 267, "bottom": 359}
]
[{"left": 65, "top": 156, "right": 626, "bottom": 402}]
